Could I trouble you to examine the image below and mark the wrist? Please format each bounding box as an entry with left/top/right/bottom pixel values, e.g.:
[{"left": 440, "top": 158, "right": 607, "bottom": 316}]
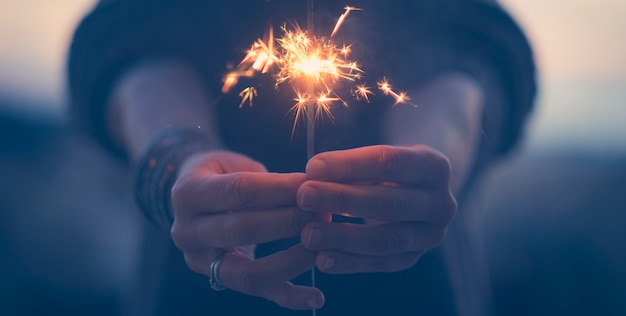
[{"left": 134, "top": 128, "right": 220, "bottom": 231}]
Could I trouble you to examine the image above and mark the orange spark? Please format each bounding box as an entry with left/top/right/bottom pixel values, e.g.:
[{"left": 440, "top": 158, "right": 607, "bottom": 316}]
[
  {"left": 238, "top": 87, "right": 258, "bottom": 107},
  {"left": 378, "top": 78, "right": 413, "bottom": 106},
  {"left": 315, "top": 94, "right": 340, "bottom": 119},
  {"left": 222, "top": 5, "right": 414, "bottom": 127},
  {"left": 354, "top": 84, "right": 373, "bottom": 102},
  {"left": 222, "top": 28, "right": 277, "bottom": 94},
  {"left": 288, "top": 91, "right": 310, "bottom": 136},
  {"left": 331, "top": 6, "right": 362, "bottom": 37},
  {"left": 222, "top": 74, "right": 239, "bottom": 94},
  {"left": 340, "top": 44, "right": 352, "bottom": 57}
]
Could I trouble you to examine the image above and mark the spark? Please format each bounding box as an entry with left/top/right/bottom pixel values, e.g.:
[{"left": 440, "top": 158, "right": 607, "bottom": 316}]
[
  {"left": 315, "top": 94, "right": 339, "bottom": 120},
  {"left": 289, "top": 91, "right": 310, "bottom": 137},
  {"left": 222, "top": 29, "right": 277, "bottom": 94},
  {"left": 223, "top": 21, "right": 362, "bottom": 125},
  {"left": 238, "top": 87, "right": 258, "bottom": 107},
  {"left": 275, "top": 24, "right": 362, "bottom": 88},
  {"left": 340, "top": 44, "right": 352, "bottom": 56},
  {"left": 331, "top": 6, "right": 362, "bottom": 37},
  {"left": 222, "top": 5, "right": 413, "bottom": 128},
  {"left": 377, "top": 78, "right": 413, "bottom": 106},
  {"left": 222, "top": 74, "right": 239, "bottom": 94},
  {"left": 354, "top": 84, "right": 373, "bottom": 103}
]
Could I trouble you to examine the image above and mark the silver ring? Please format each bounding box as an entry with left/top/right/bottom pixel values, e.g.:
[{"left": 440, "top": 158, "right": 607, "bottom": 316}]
[{"left": 209, "top": 252, "right": 230, "bottom": 291}]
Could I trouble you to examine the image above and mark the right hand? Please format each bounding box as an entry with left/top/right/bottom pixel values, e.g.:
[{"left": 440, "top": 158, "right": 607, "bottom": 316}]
[{"left": 170, "top": 151, "right": 328, "bottom": 310}]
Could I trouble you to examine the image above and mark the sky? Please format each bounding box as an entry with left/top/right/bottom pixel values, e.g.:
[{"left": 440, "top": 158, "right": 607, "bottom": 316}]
[{"left": 0, "top": 0, "right": 624, "bottom": 149}]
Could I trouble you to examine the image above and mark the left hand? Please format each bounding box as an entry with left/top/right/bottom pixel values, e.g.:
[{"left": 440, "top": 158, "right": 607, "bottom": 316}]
[{"left": 297, "top": 145, "right": 457, "bottom": 274}]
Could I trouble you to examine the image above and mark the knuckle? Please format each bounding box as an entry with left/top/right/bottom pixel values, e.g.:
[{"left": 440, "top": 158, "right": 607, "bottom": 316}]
[
  {"left": 381, "top": 191, "right": 409, "bottom": 219},
  {"left": 223, "top": 174, "right": 252, "bottom": 206},
  {"left": 374, "top": 229, "right": 407, "bottom": 255},
  {"left": 247, "top": 160, "right": 267, "bottom": 172},
  {"left": 170, "top": 221, "right": 203, "bottom": 251},
  {"left": 337, "top": 193, "right": 351, "bottom": 214},
  {"left": 378, "top": 146, "right": 403, "bottom": 177},
  {"left": 262, "top": 291, "right": 288, "bottom": 307},
  {"left": 170, "top": 222, "right": 187, "bottom": 250},
  {"left": 396, "top": 253, "right": 422, "bottom": 272},
  {"left": 433, "top": 227, "right": 448, "bottom": 248},
  {"left": 220, "top": 216, "right": 249, "bottom": 245},
  {"left": 326, "top": 188, "right": 349, "bottom": 213},
  {"left": 284, "top": 209, "right": 306, "bottom": 235},
  {"left": 440, "top": 192, "right": 458, "bottom": 223},
  {"left": 364, "top": 258, "right": 387, "bottom": 272},
  {"left": 431, "top": 151, "right": 452, "bottom": 184},
  {"left": 234, "top": 271, "right": 261, "bottom": 294},
  {"left": 183, "top": 253, "right": 205, "bottom": 275},
  {"left": 333, "top": 229, "right": 348, "bottom": 251},
  {"left": 333, "top": 260, "right": 348, "bottom": 273},
  {"left": 170, "top": 175, "right": 194, "bottom": 217}
]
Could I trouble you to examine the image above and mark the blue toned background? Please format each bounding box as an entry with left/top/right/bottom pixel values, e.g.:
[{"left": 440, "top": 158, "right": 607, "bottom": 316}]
[{"left": 0, "top": 0, "right": 624, "bottom": 315}]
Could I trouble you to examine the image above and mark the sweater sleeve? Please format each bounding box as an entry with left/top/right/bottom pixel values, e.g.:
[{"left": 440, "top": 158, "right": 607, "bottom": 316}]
[
  {"left": 436, "top": 1, "right": 537, "bottom": 187},
  {"left": 379, "top": 0, "right": 536, "bottom": 160},
  {"left": 67, "top": 0, "right": 226, "bottom": 154},
  {"left": 348, "top": 0, "right": 536, "bottom": 169},
  {"left": 445, "top": 0, "right": 536, "bottom": 161},
  {"left": 401, "top": 0, "right": 537, "bottom": 194}
]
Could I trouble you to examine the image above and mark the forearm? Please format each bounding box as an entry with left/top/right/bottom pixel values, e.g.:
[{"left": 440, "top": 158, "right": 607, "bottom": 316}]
[
  {"left": 383, "top": 73, "right": 484, "bottom": 193},
  {"left": 107, "top": 60, "right": 222, "bottom": 161}
]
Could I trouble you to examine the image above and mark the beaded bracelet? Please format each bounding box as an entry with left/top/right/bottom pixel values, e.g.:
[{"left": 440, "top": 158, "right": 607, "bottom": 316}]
[{"left": 133, "top": 128, "right": 214, "bottom": 232}]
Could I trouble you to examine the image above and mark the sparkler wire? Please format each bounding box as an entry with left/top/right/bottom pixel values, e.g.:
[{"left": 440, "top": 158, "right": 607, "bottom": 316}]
[{"left": 306, "top": 5, "right": 317, "bottom": 316}]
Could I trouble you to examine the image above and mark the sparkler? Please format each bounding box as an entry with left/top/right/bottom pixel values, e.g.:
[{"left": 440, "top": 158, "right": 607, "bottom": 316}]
[
  {"left": 221, "top": 4, "right": 413, "bottom": 130},
  {"left": 221, "top": 2, "right": 414, "bottom": 313}
]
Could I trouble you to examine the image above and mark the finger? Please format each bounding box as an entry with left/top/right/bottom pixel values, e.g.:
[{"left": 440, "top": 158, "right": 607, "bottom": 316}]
[
  {"left": 172, "top": 172, "right": 307, "bottom": 217},
  {"left": 315, "top": 251, "right": 422, "bottom": 274},
  {"left": 172, "top": 207, "right": 329, "bottom": 250},
  {"left": 301, "top": 222, "right": 448, "bottom": 256},
  {"left": 261, "top": 282, "right": 325, "bottom": 310},
  {"left": 220, "top": 244, "right": 317, "bottom": 296},
  {"left": 298, "top": 181, "right": 457, "bottom": 222},
  {"left": 183, "top": 247, "right": 324, "bottom": 310},
  {"left": 306, "top": 145, "right": 450, "bottom": 188},
  {"left": 179, "top": 151, "right": 268, "bottom": 177}
]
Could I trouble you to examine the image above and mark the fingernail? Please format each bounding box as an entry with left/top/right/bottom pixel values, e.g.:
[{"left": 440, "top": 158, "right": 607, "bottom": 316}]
[
  {"left": 307, "top": 297, "right": 322, "bottom": 309},
  {"left": 306, "top": 159, "right": 326, "bottom": 179},
  {"left": 322, "top": 256, "right": 335, "bottom": 270},
  {"left": 299, "top": 187, "right": 319, "bottom": 210},
  {"left": 305, "top": 229, "right": 321, "bottom": 248}
]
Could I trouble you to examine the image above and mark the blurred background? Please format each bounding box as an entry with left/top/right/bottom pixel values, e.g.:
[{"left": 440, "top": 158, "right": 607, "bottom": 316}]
[{"left": 0, "top": 0, "right": 624, "bottom": 315}]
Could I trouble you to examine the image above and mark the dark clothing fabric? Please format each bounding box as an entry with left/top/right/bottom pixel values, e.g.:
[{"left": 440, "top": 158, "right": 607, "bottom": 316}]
[{"left": 68, "top": 0, "right": 536, "bottom": 315}]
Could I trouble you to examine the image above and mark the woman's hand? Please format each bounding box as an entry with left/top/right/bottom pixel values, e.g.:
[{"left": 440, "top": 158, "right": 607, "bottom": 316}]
[
  {"left": 298, "top": 145, "right": 457, "bottom": 274},
  {"left": 170, "top": 151, "right": 328, "bottom": 310}
]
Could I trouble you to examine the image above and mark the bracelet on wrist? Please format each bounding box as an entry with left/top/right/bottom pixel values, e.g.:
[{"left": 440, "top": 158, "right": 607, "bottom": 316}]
[{"left": 133, "top": 128, "right": 215, "bottom": 231}]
